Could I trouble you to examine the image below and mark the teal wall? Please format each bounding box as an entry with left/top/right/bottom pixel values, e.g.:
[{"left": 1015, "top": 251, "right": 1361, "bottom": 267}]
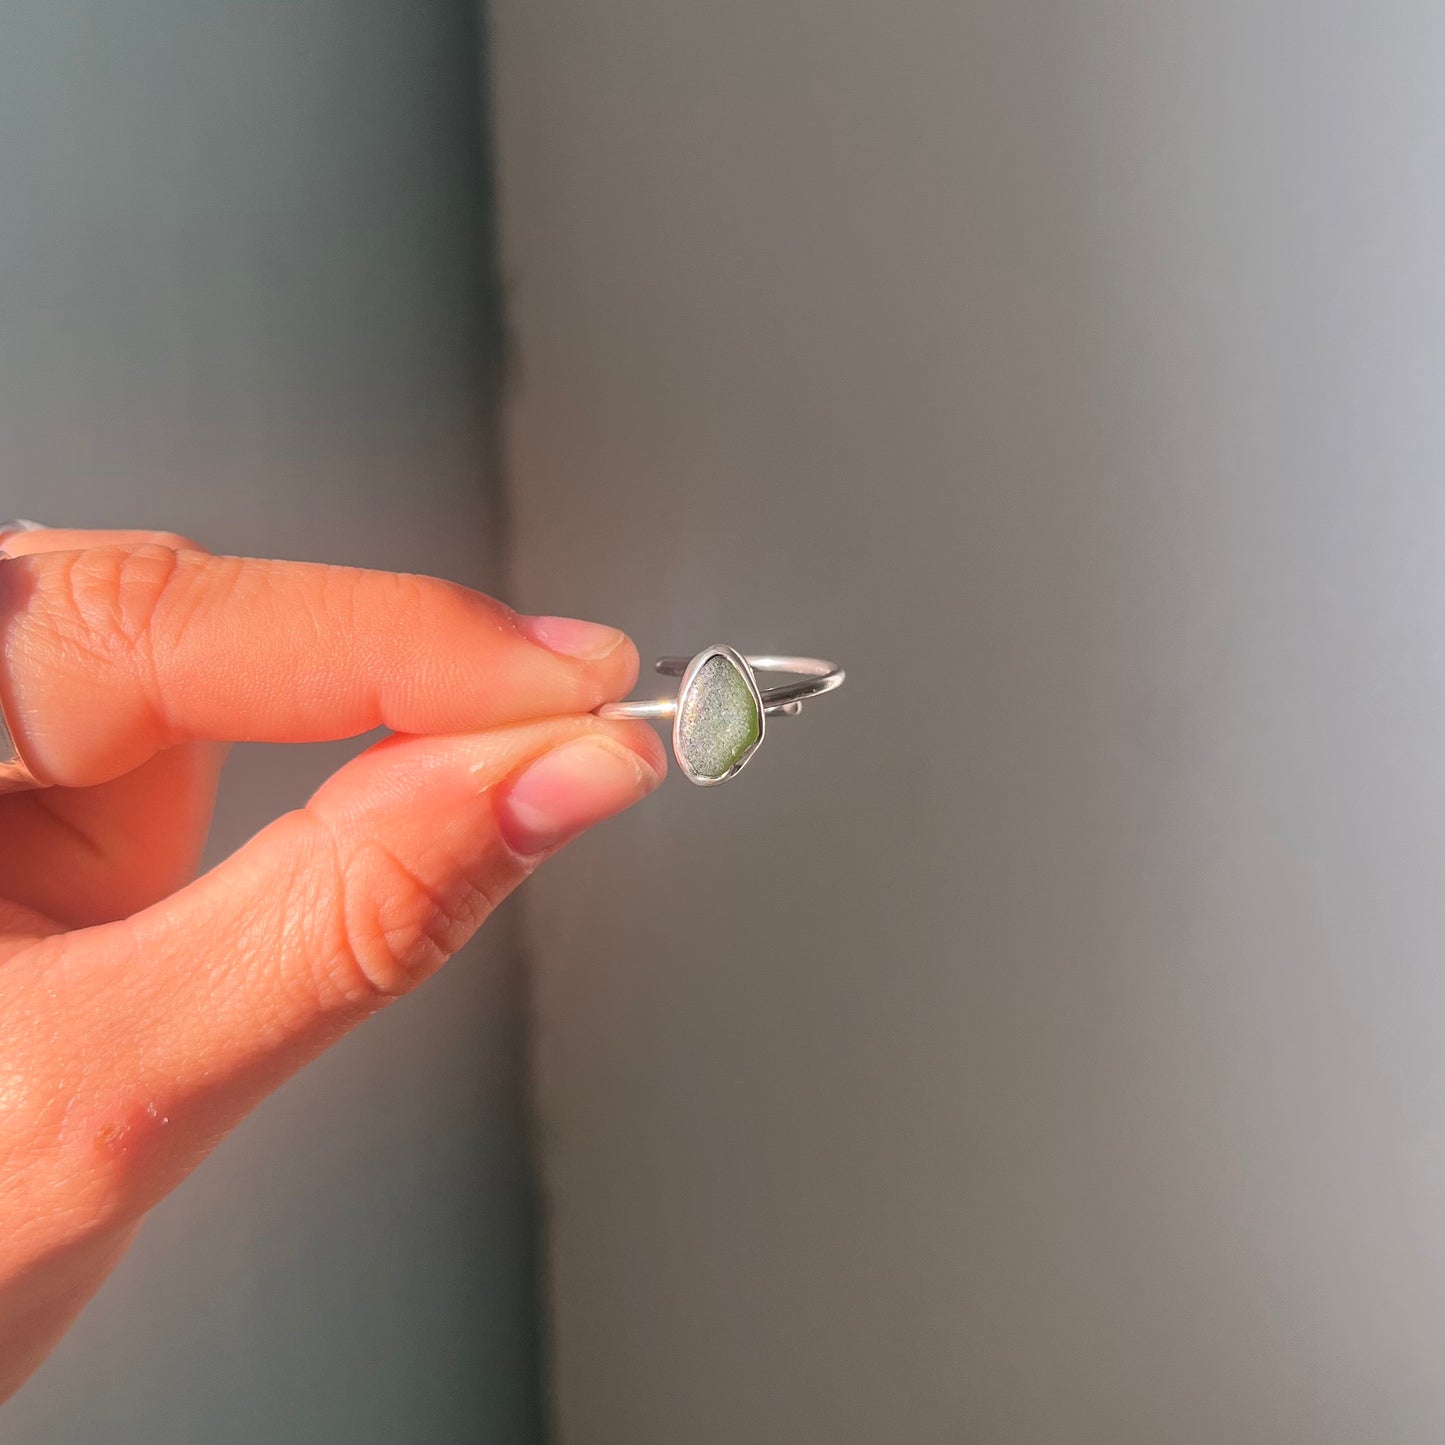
[{"left": 3, "top": 5, "right": 540, "bottom": 1442}]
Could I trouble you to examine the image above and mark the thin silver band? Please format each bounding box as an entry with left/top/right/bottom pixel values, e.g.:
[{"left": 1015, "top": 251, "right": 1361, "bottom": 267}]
[
  {"left": 598, "top": 655, "right": 844, "bottom": 722},
  {"left": 0, "top": 519, "right": 45, "bottom": 792},
  {"left": 0, "top": 519, "right": 44, "bottom": 555}
]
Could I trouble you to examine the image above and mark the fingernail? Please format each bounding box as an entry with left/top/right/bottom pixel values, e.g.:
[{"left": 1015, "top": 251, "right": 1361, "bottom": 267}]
[
  {"left": 517, "top": 614, "right": 627, "bottom": 660},
  {"left": 499, "top": 739, "right": 662, "bottom": 855}
]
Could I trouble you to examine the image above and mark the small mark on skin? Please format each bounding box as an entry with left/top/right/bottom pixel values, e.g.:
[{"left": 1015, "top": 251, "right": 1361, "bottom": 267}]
[
  {"left": 92, "top": 1120, "right": 127, "bottom": 1151},
  {"left": 91, "top": 1098, "right": 170, "bottom": 1160}
]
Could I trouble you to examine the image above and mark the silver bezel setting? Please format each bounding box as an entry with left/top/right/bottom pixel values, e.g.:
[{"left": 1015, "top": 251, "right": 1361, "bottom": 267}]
[
  {"left": 595, "top": 647, "right": 844, "bottom": 788},
  {"left": 672, "top": 644, "right": 767, "bottom": 787}
]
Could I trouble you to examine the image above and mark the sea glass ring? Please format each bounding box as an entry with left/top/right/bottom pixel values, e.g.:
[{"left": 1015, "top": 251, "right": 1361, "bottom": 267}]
[{"left": 596, "top": 646, "right": 845, "bottom": 786}]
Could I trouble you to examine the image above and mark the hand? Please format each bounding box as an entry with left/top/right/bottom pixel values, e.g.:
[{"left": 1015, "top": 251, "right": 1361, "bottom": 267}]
[{"left": 0, "top": 529, "right": 665, "bottom": 1401}]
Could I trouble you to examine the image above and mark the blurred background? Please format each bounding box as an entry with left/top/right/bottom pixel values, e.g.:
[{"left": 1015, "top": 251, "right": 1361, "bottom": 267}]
[{"left": 16, "top": 2, "right": 1445, "bottom": 1443}]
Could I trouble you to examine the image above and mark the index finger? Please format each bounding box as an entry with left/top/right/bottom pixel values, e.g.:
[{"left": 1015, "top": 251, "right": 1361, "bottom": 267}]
[{"left": 0, "top": 544, "right": 637, "bottom": 787}]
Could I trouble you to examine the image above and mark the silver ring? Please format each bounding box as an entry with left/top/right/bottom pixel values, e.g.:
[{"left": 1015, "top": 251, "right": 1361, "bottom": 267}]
[
  {"left": 0, "top": 518, "right": 44, "bottom": 557},
  {"left": 0, "top": 712, "right": 41, "bottom": 794},
  {"left": 0, "top": 519, "right": 45, "bottom": 791},
  {"left": 597, "top": 645, "right": 845, "bottom": 786}
]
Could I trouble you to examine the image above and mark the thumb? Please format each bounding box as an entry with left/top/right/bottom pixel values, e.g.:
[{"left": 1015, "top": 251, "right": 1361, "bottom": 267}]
[{"left": 9, "top": 715, "right": 664, "bottom": 1231}]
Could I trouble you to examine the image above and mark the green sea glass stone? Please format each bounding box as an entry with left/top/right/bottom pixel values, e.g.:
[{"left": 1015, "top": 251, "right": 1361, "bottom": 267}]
[{"left": 676, "top": 653, "right": 762, "bottom": 780}]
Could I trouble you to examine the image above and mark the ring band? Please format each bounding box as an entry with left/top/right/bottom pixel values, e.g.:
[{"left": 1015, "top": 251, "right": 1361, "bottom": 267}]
[
  {"left": 598, "top": 645, "right": 845, "bottom": 785},
  {"left": 0, "top": 712, "right": 42, "bottom": 794},
  {"left": 0, "top": 518, "right": 44, "bottom": 557},
  {"left": 0, "top": 520, "right": 45, "bottom": 792}
]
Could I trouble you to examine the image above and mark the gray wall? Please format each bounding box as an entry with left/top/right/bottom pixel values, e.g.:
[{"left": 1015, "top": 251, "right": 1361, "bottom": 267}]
[
  {"left": 493, "top": 3, "right": 1445, "bottom": 1441},
  {"left": 4, "top": 5, "right": 540, "bottom": 1443}
]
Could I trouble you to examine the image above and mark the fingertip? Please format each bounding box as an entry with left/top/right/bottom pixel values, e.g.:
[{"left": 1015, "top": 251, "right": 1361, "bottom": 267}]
[
  {"left": 516, "top": 614, "right": 627, "bottom": 661},
  {"left": 496, "top": 730, "right": 664, "bottom": 857},
  {"left": 614, "top": 629, "right": 642, "bottom": 698},
  {"left": 598, "top": 715, "right": 669, "bottom": 783},
  {"left": 514, "top": 613, "right": 641, "bottom": 706}
]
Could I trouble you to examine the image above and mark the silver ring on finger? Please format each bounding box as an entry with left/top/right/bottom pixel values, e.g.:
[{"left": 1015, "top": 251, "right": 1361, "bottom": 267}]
[{"left": 0, "top": 519, "right": 46, "bottom": 791}]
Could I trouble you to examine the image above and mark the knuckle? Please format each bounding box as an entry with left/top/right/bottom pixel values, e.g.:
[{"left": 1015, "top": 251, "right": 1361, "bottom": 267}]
[
  {"left": 311, "top": 562, "right": 366, "bottom": 633},
  {"left": 310, "top": 817, "right": 488, "bottom": 1008},
  {"left": 49, "top": 542, "right": 184, "bottom": 660},
  {"left": 385, "top": 569, "right": 507, "bottom": 637},
  {"left": 364, "top": 569, "right": 443, "bottom": 639},
  {"left": 305, "top": 565, "right": 425, "bottom": 651}
]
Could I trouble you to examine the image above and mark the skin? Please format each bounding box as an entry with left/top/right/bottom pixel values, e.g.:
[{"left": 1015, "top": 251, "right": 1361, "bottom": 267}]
[{"left": 0, "top": 528, "right": 667, "bottom": 1403}]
